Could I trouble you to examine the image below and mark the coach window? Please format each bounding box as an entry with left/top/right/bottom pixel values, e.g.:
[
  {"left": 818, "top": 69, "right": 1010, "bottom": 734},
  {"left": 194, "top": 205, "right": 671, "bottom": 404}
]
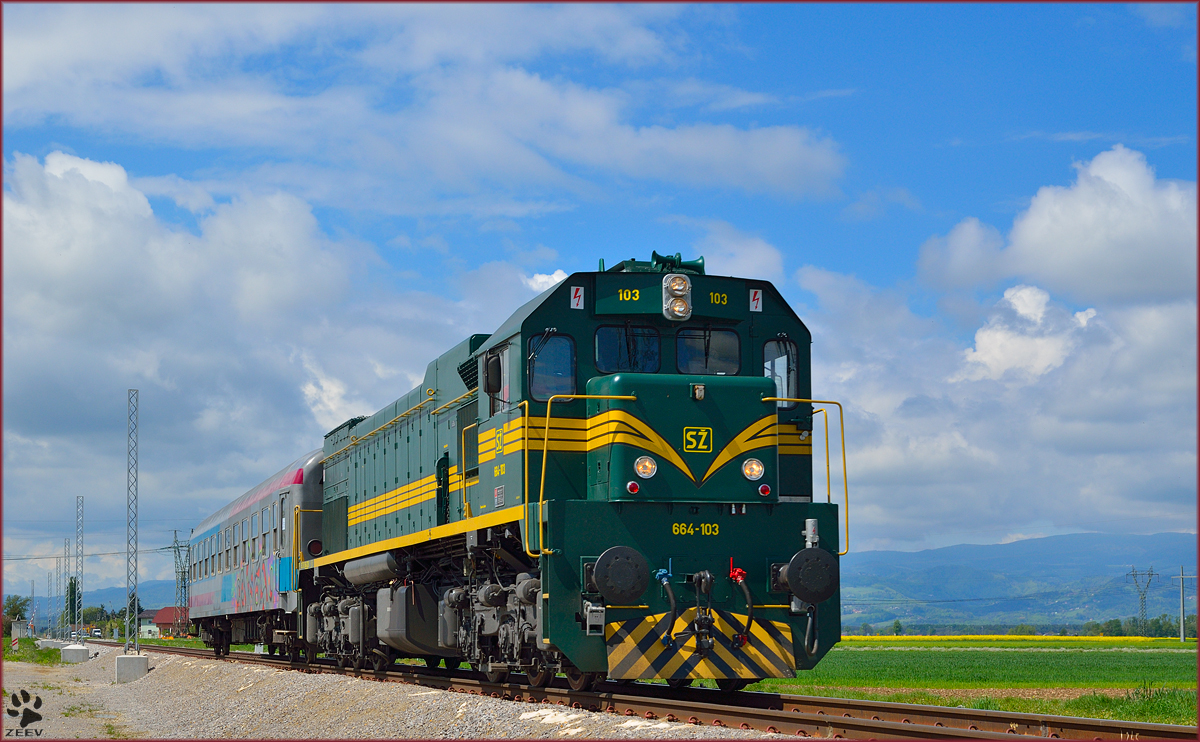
[
  {"left": 251, "top": 514, "right": 259, "bottom": 561},
  {"left": 225, "top": 528, "right": 231, "bottom": 570},
  {"left": 677, "top": 327, "right": 740, "bottom": 375},
  {"left": 271, "top": 502, "right": 278, "bottom": 553},
  {"left": 595, "top": 325, "right": 659, "bottom": 374},
  {"left": 528, "top": 334, "right": 576, "bottom": 401},
  {"left": 280, "top": 496, "right": 288, "bottom": 553},
  {"left": 261, "top": 508, "right": 269, "bottom": 555},
  {"left": 764, "top": 339, "right": 799, "bottom": 410}
]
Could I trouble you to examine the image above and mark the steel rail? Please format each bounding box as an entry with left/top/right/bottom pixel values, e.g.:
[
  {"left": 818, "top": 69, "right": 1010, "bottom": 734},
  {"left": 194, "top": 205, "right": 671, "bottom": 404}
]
[{"left": 93, "top": 641, "right": 1195, "bottom": 740}]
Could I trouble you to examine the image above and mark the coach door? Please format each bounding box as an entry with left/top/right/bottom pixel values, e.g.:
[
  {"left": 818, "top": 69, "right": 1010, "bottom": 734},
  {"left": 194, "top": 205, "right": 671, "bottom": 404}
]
[{"left": 276, "top": 491, "right": 293, "bottom": 593}]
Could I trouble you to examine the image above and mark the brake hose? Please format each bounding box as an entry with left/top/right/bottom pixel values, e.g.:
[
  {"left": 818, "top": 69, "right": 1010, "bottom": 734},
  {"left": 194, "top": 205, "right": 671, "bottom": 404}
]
[
  {"left": 728, "top": 565, "right": 754, "bottom": 649},
  {"left": 804, "top": 604, "right": 819, "bottom": 657},
  {"left": 654, "top": 569, "right": 677, "bottom": 646}
]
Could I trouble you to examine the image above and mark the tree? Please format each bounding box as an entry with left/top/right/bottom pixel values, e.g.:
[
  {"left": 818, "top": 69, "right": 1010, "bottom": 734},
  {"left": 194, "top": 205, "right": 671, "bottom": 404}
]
[
  {"left": 4, "top": 595, "right": 31, "bottom": 620},
  {"left": 1101, "top": 618, "right": 1124, "bottom": 636},
  {"left": 860, "top": 622, "right": 873, "bottom": 636},
  {"left": 892, "top": 619, "right": 903, "bottom": 635}
]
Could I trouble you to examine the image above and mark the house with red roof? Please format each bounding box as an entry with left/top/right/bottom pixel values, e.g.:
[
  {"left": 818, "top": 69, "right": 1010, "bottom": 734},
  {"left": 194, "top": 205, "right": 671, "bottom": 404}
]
[{"left": 152, "top": 607, "right": 189, "bottom": 637}]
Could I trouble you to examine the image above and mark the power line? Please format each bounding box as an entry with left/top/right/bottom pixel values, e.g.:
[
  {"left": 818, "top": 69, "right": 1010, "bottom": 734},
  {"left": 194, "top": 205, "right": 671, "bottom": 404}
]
[{"left": 2, "top": 547, "right": 175, "bottom": 562}]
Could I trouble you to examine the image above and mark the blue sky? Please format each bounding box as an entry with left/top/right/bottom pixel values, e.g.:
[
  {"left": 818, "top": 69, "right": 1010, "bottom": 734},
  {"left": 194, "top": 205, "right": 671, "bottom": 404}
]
[{"left": 3, "top": 3, "right": 1196, "bottom": 590}]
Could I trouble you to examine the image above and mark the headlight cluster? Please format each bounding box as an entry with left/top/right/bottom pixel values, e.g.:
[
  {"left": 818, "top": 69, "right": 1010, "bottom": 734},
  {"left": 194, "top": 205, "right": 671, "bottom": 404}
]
[{"left": 662, "top": 273, "right": 692, "bottom": 321}]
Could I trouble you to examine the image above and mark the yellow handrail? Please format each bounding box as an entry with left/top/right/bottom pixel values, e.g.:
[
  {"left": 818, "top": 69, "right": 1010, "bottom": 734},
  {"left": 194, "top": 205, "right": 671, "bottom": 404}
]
[
  {"left": 813, "top": 407, "right": 831, "bottom": 504},
  {"left": 431, "top": 388, "right": 477, "bottom": 416},
  {"left": 763, "top": 397, "right": 849, "bottom": 556},
  {"left": 322, "top": 389, "right": 436, "bottom": 464},
  {"left": 516, "top": 401, "right": 537, "bottom": 558},
  {"left": 532, "top": 393, "right": 637, "bottom": 557},
  {"left": 459, "top": 422, "right": 479, "bottom": 518}
]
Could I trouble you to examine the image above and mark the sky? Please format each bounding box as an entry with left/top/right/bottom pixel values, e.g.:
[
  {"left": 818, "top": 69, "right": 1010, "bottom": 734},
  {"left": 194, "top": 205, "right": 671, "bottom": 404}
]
[{"left": 3, "top": 3, "right": 1196, "bottom": 592}]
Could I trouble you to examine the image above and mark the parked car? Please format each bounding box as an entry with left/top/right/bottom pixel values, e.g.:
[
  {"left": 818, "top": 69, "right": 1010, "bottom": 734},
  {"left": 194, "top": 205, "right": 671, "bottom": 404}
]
[{"left": 91, "top": 628, "right": 101, "bottom": 637}]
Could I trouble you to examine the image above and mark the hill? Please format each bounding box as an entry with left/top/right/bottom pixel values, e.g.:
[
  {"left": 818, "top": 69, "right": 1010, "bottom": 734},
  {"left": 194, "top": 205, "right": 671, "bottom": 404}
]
[{"left": 842, "top": 531, "right": 1197, "bottom": 627}]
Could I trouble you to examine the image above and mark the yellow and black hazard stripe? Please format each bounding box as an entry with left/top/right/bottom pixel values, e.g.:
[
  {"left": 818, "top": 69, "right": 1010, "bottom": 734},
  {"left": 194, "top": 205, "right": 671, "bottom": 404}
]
[{"left": 604, "top": 606, "right": 795, "bottom": 680}]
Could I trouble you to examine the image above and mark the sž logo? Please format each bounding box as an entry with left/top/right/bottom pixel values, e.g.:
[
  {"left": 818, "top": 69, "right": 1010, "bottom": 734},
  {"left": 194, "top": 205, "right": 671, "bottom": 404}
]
[
  {"left": 6, "top": 690, "right": 43, "bottom": 735},
  {"left": 682, "top": 427, "right": 712, "bottom": 453}
]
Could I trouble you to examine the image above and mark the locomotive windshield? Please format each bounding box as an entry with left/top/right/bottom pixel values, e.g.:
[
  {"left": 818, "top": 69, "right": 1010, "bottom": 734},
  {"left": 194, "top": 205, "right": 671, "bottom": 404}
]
[
  {"left": 528, "top": 334, "right": 576, "bottom": 400},
  {"left": 676, "top": 327, "right": 739, "bottom": 375},
  {"left": 595, "top": 324, "right": 660, "bottom": 373},
  {"left": 764, "top": 338, "right": 799, "bottom": 409}
]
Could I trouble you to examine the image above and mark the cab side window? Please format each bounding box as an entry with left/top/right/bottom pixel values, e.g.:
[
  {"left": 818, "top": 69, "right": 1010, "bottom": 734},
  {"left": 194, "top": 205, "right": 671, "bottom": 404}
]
[
  {"left": 529, "top": 335, "right": 576, "bottom": 401},
  {"left": 764, "top": 339, "right": 799, "bottom": 409}
]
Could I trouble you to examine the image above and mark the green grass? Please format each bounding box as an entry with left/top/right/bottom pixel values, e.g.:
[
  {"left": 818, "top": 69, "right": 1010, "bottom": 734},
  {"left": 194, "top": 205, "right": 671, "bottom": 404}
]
[
  {"left": 2, "top": 638, "right": 62, "bottom": 665},
  {"left": 844, "top": 636, "right": 1198, "bottom": 650},
  {"left": 740, "top": 683, "right": 1197, "bottom": 726},
  {"left": 768, "top": 645, "right": 1197, "bottom": 690}
]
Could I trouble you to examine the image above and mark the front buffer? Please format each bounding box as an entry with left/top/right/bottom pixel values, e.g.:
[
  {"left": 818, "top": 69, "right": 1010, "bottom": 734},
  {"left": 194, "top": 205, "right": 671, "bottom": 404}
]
[{"left": 539, "top": 499, "right": 840, "bottom": 681}]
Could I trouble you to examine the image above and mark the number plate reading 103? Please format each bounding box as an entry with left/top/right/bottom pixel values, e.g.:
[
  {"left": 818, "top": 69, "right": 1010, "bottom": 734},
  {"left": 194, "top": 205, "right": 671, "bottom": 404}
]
[{"left": 672, "top": 523, "right": 719, "bottom": 536}]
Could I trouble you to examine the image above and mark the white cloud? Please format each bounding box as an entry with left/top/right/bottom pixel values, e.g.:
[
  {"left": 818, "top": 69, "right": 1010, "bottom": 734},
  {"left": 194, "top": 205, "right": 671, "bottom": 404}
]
[
  {"left": 919, "top": 146, "right": 1197, "bottom": 304},
  {"left": 1130, "top": 3, "right": 1190, "bottom": 28},
  {"left": 677, "top": 219, "right": 785, "bottom": 279},
  {"left": 793, "top": 266, "right": 1194, "bottom": 551},
  {"left": 953, "top": 286, "right": 1089, "bottom": 383},
  {"left": 2, "top": 6, "right": 845, "bottom": 209},
  {"left": 521, "top": 270, "right": 568, "bottom": 293},
  {"left": 2, "top": 152, "right": 558, "bottom": 588}
]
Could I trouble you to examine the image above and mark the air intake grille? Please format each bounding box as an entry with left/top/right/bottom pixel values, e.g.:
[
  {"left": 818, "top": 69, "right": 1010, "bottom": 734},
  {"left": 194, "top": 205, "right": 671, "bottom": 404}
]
[{"left": 457, "top": 358, "right": 479, "bottom": 390}]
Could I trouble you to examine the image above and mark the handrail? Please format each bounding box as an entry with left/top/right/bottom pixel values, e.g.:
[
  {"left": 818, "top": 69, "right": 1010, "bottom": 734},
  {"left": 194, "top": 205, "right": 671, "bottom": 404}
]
[
  {"left": 533, "top": 394, "right": 637, "bottom": 557},
  {"left": 516, "top": 401, "right": 536, "bottom": 558},
  {"left": 459, "top": 422, "right": 479, "bottom": 518},
  {"left": 813, "top": 408, "right": 831, "bottom": 504},
  {"left": 322, "top": 389, "right": 436, "bottom": 464},
  {"left": 431, "top": 388, "right": 477, "bottom": 416},
  {"left": 763, "top": 397, "right": 849, "bottom": 556}
]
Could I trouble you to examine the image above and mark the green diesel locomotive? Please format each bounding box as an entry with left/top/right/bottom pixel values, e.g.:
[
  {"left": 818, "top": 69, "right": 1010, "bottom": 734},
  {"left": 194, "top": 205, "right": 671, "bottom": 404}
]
[{"left": 196, "top": 252, "right": 847, "bottom": 691}]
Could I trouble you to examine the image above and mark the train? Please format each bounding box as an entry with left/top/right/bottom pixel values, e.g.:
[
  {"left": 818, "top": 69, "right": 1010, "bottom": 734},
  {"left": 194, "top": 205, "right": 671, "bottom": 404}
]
[{"left": 188, "top": 251, "right": 845, "bottom": 691}]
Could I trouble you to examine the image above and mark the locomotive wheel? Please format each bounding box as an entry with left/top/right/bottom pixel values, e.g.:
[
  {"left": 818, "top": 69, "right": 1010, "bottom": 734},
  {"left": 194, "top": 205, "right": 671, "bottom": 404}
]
[
  {"left": 289, "top": 646, "right": 301, "bottom": 663},
  {"left": 353, "top": 655, "right": 364, "bottom": 672},
  {"left": 337, "top": 654, "right": 349, "bottom": 669},
  {"left": 423, "top": 656, "right": 440, "bottom": 668},
  {"left": 527, "top": 666, "right": 554, "bottom": 687},
  {"left": 715, "top": 679, "right": 748, "bottom": 693},
  {"left": 267, "top": 644, "right": 276, "bottom": 656},
  {"left": 565, "top": 668, "right": 600, "bottom": 692},
  {"left": 372, "top": 652, "right": 391, "bottom": 673},
  {"left": 443, "top": 659, "right": 463, "bottom": 670},
  {"left": 485, "top": 668, "right": 510, "bottom": 684},
  {"left": 666, "top": 678, "right": 692, "bottom": 689}
]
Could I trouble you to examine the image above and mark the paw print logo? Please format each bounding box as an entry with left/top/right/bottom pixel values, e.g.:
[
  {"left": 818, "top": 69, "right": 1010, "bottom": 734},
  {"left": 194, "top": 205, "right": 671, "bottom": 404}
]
[{"left": 7, "top": 689, "right": 43, "bottom": 728}]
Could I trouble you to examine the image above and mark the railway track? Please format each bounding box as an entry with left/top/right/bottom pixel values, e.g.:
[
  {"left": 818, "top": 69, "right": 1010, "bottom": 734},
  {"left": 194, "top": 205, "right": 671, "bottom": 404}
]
[{"left": 96, "top": 641, "right": 1195, "bottom": 739}]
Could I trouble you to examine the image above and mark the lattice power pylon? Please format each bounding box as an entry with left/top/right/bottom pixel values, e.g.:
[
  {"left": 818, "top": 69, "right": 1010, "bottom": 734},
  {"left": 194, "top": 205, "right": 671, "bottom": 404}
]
[
  {"left": 126, "top": 389, "right": 139, "bottom": 654},
  {"left": 45, "top": 571, "right": 52, "bottom": 638},
  {"left": 76, "top": 497, "right": 84, "bottom": 642},
  {"left": 171, "top": 530, "right": 190, "bottom": 638},
  {"left": 29, "top": 580, "right": 36, "bottom": 638},
  {"left": 1127, "top": 566, "right": 1158, "bottom": 636}
]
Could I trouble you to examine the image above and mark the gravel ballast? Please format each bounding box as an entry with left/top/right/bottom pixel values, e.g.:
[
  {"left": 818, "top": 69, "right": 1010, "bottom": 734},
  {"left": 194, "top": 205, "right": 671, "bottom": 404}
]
[{"left": 3, "top": 645, "right": 778, "bottom": 739}]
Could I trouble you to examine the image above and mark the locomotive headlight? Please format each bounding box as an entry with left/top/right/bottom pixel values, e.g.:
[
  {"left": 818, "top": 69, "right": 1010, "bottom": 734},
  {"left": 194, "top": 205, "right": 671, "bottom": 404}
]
[
  {"left": 634, "top": 455, "right": 657, "bottom": 478},
  {"left": 668, "top": 298, "right": 690, "bottom": 318},
  {"left": 666, "top": 275, "right": 689, "bottom": 296},
  {"left": 742, "top": 458, "right": 765, "bottom": 481}
]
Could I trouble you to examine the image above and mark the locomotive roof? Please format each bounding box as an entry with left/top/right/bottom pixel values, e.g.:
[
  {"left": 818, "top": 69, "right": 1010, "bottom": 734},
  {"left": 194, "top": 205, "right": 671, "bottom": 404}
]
[{"left": 193, "top": 448, "right": 322, "bottom": 539}]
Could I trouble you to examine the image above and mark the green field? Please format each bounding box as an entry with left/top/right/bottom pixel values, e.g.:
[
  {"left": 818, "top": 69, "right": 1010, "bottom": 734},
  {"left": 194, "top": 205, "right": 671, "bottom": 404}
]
[{"left": 739, "top": 636, "right": 1198, "bottom": 726}]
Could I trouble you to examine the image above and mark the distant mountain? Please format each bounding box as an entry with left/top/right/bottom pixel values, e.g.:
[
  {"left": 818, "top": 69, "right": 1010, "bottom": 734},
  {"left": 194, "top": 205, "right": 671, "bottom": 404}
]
[{"left": 842, "top": 532, "right": 1197, "bottom": 627}]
